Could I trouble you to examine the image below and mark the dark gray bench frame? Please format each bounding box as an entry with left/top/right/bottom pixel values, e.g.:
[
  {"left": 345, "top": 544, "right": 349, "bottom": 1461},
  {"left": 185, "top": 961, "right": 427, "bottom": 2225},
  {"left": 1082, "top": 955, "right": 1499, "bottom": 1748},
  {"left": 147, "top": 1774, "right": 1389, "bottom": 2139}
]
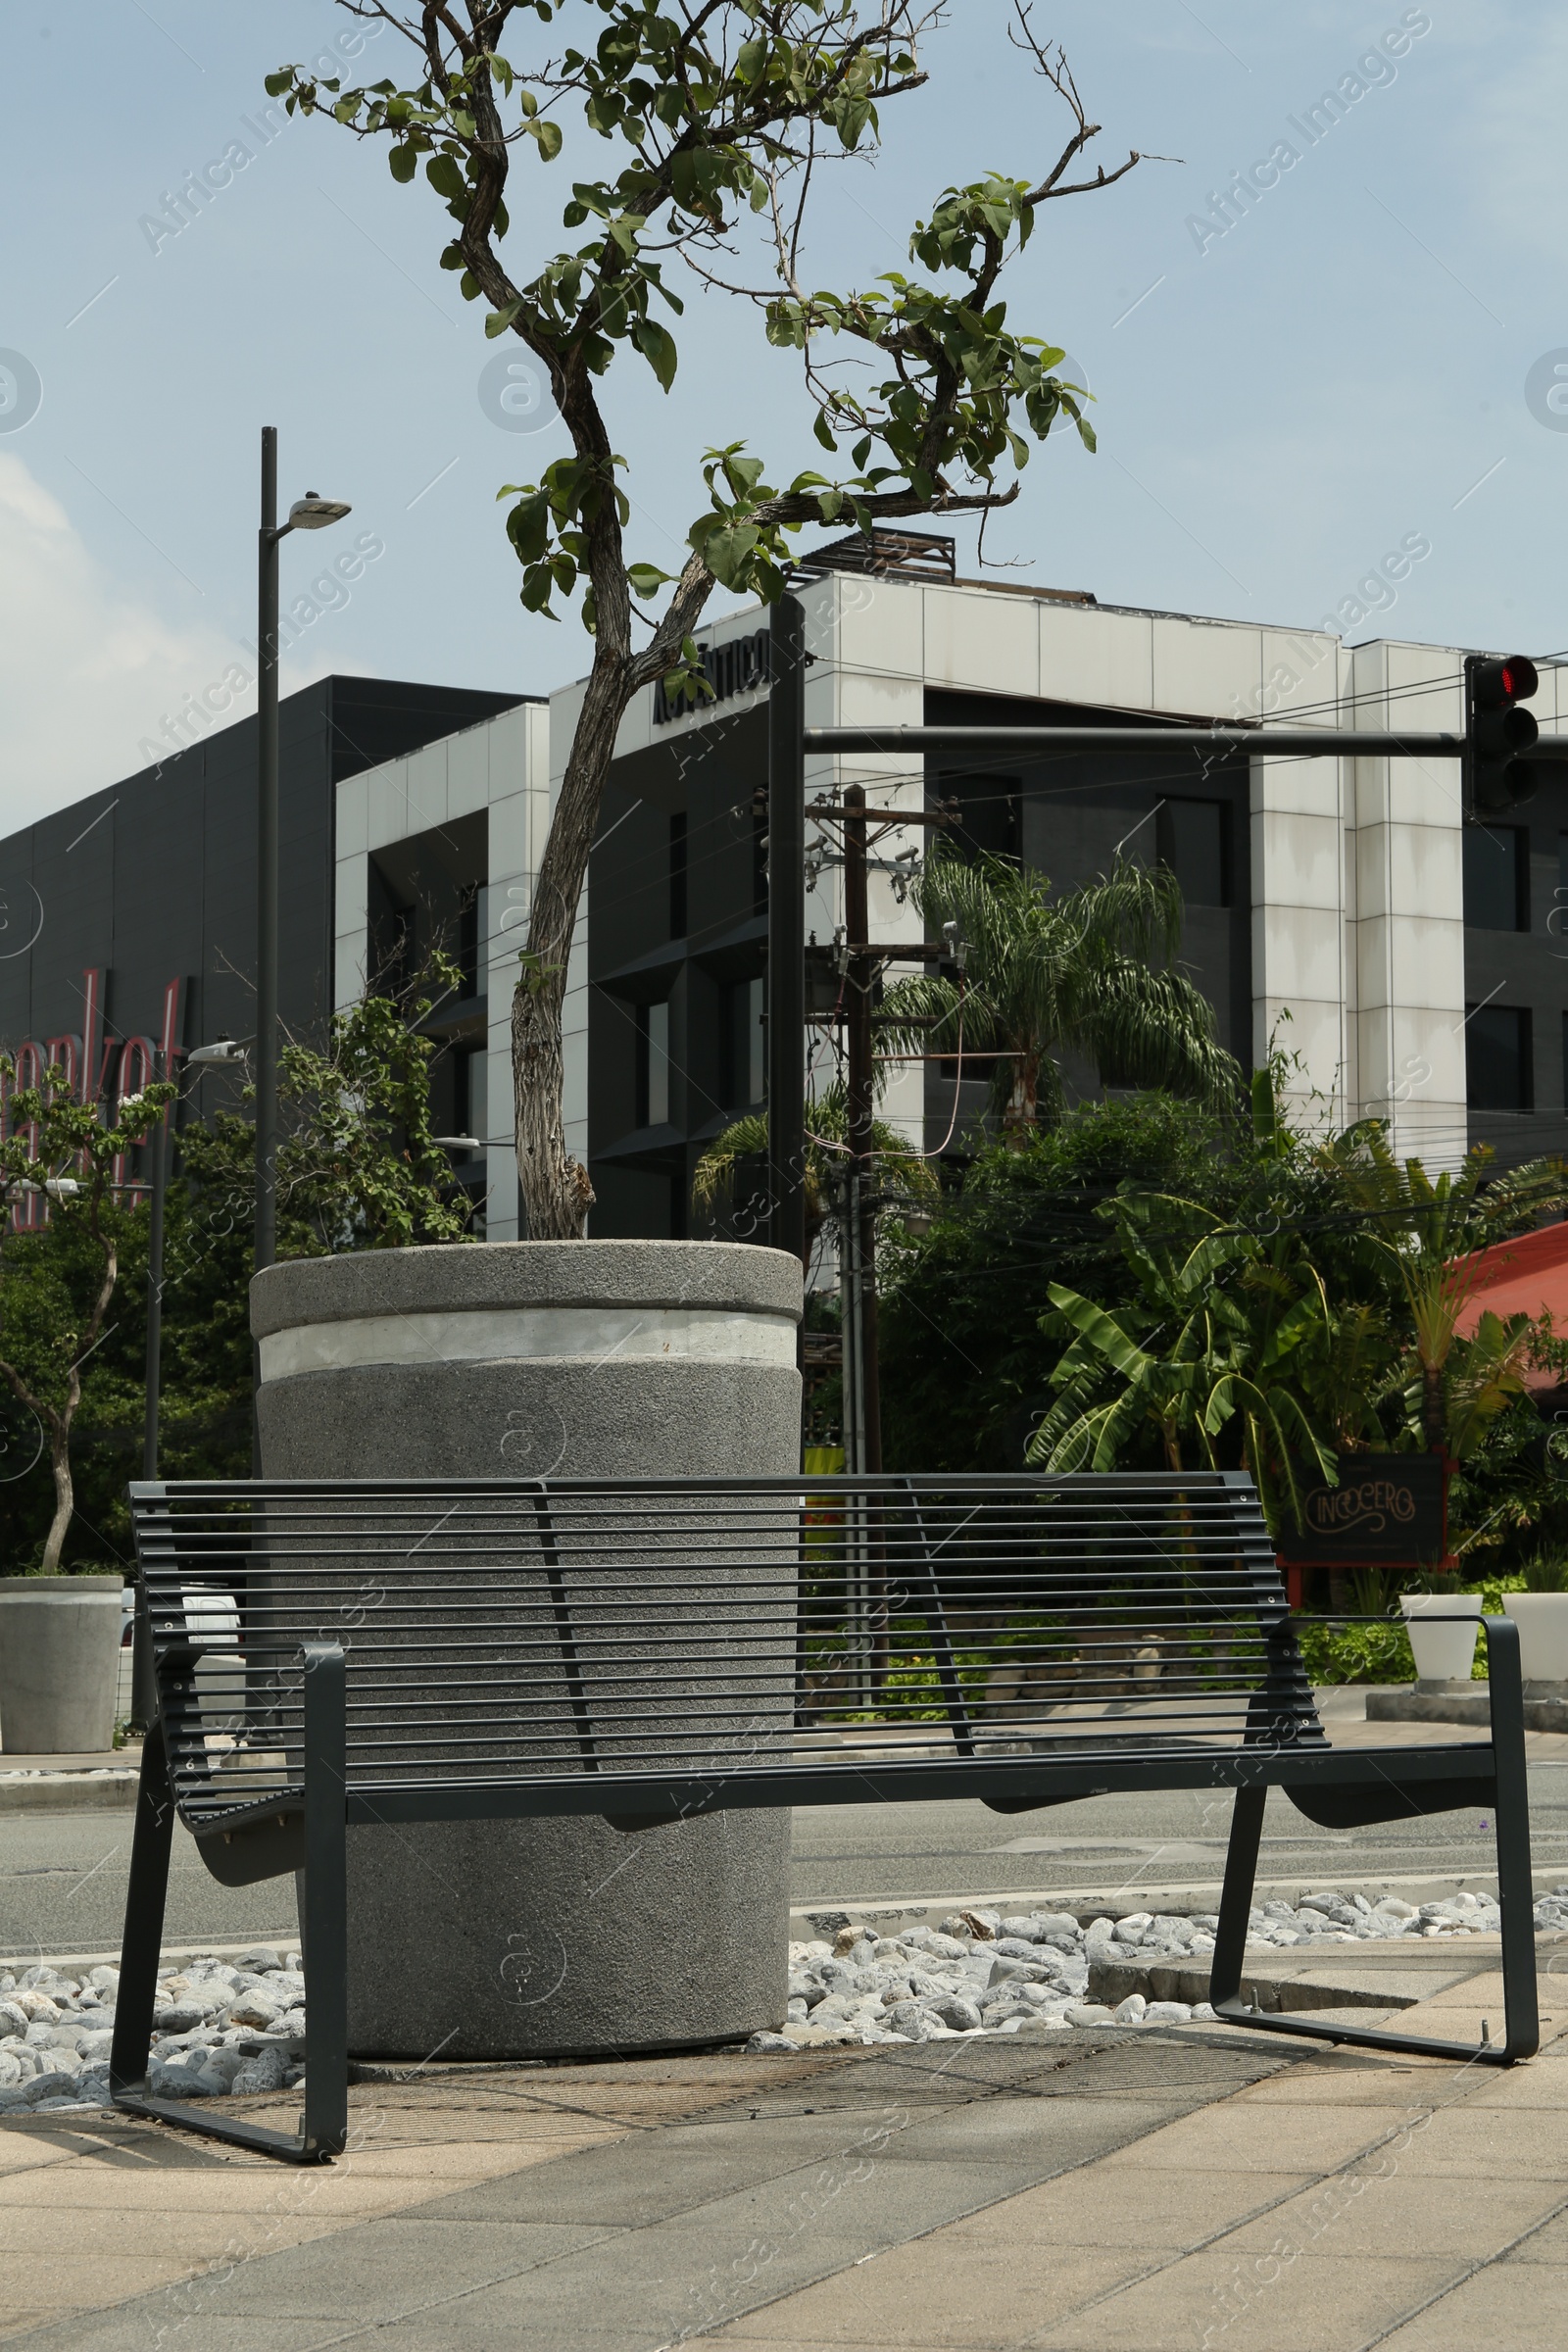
[{"left": 109, "top": 1474, "right": 1540, "bottom": 2164}]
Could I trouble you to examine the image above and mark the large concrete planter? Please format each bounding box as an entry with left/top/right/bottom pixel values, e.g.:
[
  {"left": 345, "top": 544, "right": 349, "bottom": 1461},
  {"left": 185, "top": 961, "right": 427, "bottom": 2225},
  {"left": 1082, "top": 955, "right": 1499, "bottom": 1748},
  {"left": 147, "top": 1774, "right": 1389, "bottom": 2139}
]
[
  {"left": 0, "top": 1577, "right": 122, "bottom": 1753},
  {"left": 251, "top": 1240, "right": 802, "bottom": 2060}
]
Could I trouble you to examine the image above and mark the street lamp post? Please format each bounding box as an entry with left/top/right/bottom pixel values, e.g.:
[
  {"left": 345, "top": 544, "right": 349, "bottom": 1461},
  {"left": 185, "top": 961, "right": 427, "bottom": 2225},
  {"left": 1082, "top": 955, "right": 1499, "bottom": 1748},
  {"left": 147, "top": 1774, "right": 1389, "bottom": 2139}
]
[{"left": 256, "top": 429, "right": 350, "bottom": 1280}]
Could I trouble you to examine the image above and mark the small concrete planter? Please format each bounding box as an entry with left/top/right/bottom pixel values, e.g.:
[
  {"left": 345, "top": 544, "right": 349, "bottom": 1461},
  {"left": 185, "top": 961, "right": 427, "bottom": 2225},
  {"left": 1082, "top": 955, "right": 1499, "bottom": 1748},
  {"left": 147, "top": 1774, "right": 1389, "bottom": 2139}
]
[
  {"left": 0, "top": 1577, "right": 122, "bottom": 1753},
  {"left": 1400, "top": 1592, "right": 1482, "bottom": 1686},
  {"left": 251, "top": 1239, "right": 803, "bottom": 2061},
  {"left": 1504, "top": 1592, "right": 1568, "bottom": 1686}
]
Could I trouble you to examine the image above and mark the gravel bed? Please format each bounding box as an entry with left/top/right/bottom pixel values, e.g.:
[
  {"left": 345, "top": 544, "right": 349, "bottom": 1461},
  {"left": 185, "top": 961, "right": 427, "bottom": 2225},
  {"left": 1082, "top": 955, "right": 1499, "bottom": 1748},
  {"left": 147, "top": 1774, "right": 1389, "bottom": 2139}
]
[
  {"left": 744, "top": 1885, "right": 1568, "bottom": 2053},
  {"left": 6, "top": 1888, "right": 1565, "bottom": 2105},
  {"left": 0, "top": 1944, "right": 304, "bottom": 2115}
]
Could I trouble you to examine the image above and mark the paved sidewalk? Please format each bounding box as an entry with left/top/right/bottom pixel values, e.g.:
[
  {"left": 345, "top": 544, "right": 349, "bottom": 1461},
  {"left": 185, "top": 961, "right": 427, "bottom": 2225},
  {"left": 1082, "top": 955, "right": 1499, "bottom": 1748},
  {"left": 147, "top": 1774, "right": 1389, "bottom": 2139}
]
[{"left": 4, "top": 1956, "right": 1564, "bottom": 2351}]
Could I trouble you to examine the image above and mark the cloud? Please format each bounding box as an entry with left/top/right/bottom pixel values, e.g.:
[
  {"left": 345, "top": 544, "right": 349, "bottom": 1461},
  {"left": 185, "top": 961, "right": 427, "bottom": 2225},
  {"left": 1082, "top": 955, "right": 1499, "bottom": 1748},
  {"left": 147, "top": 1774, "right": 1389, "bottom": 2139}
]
[{"left": 0, "top": 454, "right": 255, "bottom": 835}]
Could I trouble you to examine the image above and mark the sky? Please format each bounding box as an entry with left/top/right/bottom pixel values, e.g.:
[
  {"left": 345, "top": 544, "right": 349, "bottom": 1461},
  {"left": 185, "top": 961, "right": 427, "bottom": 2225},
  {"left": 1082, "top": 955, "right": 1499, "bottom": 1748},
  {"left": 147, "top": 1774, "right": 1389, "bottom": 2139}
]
[{"left": 3, "top": 0, "right": 1568, "bottom": 830}]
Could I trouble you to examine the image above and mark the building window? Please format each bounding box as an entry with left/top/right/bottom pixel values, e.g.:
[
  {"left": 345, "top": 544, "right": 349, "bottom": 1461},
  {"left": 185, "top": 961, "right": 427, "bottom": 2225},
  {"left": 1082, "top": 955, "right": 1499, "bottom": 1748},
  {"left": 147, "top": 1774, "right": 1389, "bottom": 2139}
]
[
  {"left": 1466, "top": 1004, "right": 1533, "bottom": 1111},
  {"left": 723, "top": 976, "right": 765, "bottom": 1108},
  {"left": 636, "top": 1000, "right": 671, "bottom": 1128},
  {"left": 669, "top": 811, "right": 688, "bottom": 940},
  {"left": 1157, "top": 799, "right": 1230, "bottom": 907},
  {"left": 940, "top": 771, "right": 1019, "bottom": 864},
  {"left": 1464, "top": 824, "right": 1528, "bottom": 931}
]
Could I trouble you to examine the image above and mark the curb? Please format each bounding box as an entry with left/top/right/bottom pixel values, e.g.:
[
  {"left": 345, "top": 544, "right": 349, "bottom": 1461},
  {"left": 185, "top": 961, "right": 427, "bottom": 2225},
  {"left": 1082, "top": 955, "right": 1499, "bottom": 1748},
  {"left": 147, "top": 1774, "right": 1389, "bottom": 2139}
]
[{"left": 0, "top": 1774, "right": 138, "bottom": 1816}]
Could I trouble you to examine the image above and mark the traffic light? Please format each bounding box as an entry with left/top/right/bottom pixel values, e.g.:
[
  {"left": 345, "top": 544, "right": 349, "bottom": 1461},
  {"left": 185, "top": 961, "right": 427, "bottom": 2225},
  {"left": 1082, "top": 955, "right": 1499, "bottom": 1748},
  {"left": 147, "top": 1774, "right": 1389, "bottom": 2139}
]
[{"left": 1464, "top": 653, "right": 1540, "bottom": 811}]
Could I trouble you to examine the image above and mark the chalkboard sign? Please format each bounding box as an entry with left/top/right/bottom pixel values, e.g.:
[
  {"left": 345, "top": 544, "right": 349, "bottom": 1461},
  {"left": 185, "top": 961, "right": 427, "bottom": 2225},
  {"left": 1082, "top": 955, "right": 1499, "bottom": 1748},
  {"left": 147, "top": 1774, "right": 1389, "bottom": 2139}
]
[{"left": 1278, "top": 1452, "right": 1447, "bottom": 1569}]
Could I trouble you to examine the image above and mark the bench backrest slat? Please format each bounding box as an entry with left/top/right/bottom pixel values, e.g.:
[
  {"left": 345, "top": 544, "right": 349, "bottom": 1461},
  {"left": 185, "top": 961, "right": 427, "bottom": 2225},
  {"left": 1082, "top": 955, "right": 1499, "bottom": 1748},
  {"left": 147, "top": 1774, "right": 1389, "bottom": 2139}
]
[{"left": 127, "top": 1471, "right": 1320, "bottom": 1834}]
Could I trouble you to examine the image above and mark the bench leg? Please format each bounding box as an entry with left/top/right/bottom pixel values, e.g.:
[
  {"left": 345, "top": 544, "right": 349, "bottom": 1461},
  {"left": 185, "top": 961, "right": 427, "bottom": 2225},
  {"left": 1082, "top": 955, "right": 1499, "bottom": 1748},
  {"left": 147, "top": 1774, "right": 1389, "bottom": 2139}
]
[
  {"left": 111, "top": 1646, "right": 350, "bottom": 2162},
  {"left": 1488, "top": 1614, "right": 1540, "bottom": 2062},
  {"left": 1211, "top": 1642, "right": 1538, "bottom": 2065},
  {"left": 109, "top": 1720, "right": 175, "bottom": 2100},
  {"left": 301, "top": 1641, "right": 350, "bottom": 2157}
]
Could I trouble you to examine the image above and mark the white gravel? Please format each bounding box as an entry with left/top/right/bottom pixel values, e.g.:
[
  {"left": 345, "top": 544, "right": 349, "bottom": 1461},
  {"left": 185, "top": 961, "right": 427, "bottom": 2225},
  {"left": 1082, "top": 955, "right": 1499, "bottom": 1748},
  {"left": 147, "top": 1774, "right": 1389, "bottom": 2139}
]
[
  {"left": 7, "top": 1886, "right": 1563, "bottom": 2100},
  {"left": 746, "top": 1886, "right": 1568, "bottom": 2053},
  {"left": 0, "top": 1945, "right": 304, "bottom": 2116}
]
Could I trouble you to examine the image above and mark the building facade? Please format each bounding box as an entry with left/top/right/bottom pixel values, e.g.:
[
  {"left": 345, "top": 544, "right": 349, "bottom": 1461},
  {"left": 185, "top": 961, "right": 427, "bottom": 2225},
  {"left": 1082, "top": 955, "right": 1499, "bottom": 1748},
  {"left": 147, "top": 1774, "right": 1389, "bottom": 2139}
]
[
  {"left": 0, "top": 676, "right": 523, "bottom": 1199},
  {"left": 6, "top": 549, "right": 1568, "bottom": 1245}
]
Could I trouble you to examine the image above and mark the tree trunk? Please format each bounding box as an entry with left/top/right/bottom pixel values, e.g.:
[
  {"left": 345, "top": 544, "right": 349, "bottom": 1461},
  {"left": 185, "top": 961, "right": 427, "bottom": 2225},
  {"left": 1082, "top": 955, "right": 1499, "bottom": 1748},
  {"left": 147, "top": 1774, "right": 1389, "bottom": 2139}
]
[
  {"left": 39, "top": 1418, "right": 72, "bottom": 1575},
  {"left": 1003, "top": 1052, "right": 1038, "bottom": 1147},
  {"left": 1421, "top": 1363, "right": 1446, "bottom": 1453},
  {"left": 513, "top": 641, "right": 633, "bottom": 1238}
]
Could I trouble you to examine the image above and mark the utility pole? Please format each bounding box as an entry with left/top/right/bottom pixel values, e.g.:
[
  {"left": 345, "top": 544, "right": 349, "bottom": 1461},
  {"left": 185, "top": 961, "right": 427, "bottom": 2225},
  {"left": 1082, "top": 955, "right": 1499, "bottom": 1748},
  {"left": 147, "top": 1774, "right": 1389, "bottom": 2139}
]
[{"left": 767, "top": 595, "right": 807, "bottom": 1277}]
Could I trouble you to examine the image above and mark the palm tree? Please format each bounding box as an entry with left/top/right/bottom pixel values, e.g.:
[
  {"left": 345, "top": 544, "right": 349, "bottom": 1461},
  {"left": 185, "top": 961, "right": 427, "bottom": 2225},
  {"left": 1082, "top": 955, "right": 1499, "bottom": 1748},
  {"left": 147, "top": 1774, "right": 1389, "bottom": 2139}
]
[
  {"left": 879, "top": 845, "right": 1239, "bottom": 1145},
  {"left": 691, "top": 1082, "right": 938, "bottom": 1252}
]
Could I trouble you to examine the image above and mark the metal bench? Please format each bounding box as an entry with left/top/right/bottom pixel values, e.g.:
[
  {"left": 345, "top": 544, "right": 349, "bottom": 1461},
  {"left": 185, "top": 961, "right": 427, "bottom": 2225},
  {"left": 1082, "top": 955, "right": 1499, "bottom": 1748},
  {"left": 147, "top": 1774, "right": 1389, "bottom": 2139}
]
[{"left": 111, "top": 1470, "right": 1539, "bottom": 2163}]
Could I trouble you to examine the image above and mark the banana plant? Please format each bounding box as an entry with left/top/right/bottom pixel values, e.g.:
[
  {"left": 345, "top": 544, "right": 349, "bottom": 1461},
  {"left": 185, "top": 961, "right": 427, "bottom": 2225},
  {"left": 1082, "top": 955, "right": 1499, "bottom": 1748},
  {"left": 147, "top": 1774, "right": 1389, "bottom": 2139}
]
[{"left": 1027, "top": 1201, "right": 1343, "bottom": 1536}]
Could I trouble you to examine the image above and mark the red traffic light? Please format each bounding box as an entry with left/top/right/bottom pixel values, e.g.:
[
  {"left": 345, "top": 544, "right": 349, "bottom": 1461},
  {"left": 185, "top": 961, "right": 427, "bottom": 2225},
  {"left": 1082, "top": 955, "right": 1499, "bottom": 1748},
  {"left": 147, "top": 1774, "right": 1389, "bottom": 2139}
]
[{"left": 1472, "top": 655, "right": 1540, "bottom": 707}]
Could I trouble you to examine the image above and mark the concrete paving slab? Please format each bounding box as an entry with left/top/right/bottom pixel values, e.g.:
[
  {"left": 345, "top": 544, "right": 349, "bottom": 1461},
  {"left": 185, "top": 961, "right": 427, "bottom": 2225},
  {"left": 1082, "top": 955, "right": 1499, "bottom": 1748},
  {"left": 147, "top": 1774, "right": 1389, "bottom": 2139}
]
[
  {"left": 705, "top": 2235, "right": 1153, "bottom": 2345},
  {"left": 1090, "top": 2098, "right": 1395, "bottom": 2176},
  {"left": 392, "top": 2119, "right": 885, "bottom": 2230},
  {"left": 180, "top": 2216, "right": 623, "bottom": 2322},
  {"left": 646, "top": 2153, "right": 1056, "bottom": 2247},
  {"left": 1220, "top": 2170, "right": 1568, "bottom": 2261},
  {"left": 1022, "top": 2251, "right": 1468, "bottom": 2352},
  {"left": 0, "top": 2322, "right": 343, "bottom": 2352},
  {"left": 1374, "top": 2256, "right": 1568, "bottom": 2348},
  {"left": 405, "top": 2222, "right": 883, "bottom": 2339},
  {"left": 1383, "top": 2103, "right": 1568, "bottom": 2178},
  {"left": 945, "top": 2164, "right": 1317, "bottom": 2248}
]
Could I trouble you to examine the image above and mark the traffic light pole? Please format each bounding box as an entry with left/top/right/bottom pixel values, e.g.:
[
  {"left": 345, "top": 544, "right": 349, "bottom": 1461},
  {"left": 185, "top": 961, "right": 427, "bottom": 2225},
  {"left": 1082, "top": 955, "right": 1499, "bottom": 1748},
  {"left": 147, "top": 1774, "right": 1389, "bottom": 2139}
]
[
  {"left": 804, "top": 725, "right": 1568, "bottom": 758},
  {"left": 767, "top": 597, "right": 808, "bottom": 1276},
  {"left": 842, "top": 786, "right": 882, "bottom": 1477}
]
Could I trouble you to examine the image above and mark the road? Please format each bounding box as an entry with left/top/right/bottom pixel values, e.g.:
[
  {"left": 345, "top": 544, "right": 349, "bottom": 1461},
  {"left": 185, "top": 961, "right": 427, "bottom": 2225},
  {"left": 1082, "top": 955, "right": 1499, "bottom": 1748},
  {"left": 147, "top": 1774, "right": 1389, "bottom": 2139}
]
[{"left": 6, "top": 1762, "right": 1567, "bottom": 1962}]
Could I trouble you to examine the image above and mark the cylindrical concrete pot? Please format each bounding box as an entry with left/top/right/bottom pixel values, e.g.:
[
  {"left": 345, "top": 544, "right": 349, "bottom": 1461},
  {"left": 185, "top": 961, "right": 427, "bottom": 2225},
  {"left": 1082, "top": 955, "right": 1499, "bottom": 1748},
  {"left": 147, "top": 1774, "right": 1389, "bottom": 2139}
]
[
  {"left": 1400, "top": 1592, "right": 1481, "bottom": 1685},
  {"left": 1504, "top": 1592, "right": 1568, "bottom": 1685},
  {"left": 251, "top": 1240, "right": 802, "bottom": 2061},
  {"left": 0, "top": 1577, "right": 122, "bottom": 1753}
]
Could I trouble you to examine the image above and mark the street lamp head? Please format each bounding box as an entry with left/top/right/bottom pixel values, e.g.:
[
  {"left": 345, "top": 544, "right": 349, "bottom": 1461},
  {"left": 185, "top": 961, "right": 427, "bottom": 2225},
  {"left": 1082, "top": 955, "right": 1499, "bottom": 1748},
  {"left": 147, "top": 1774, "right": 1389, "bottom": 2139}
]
[
  {"left": 288, "top": 493, "right": 352, "bottom": 531},
  {"left": 432, "top": 1136, "right": 483, "bottom": 1153},
  {"left": 188, "top": 1036, "right": 252, "bottom": 1065}
]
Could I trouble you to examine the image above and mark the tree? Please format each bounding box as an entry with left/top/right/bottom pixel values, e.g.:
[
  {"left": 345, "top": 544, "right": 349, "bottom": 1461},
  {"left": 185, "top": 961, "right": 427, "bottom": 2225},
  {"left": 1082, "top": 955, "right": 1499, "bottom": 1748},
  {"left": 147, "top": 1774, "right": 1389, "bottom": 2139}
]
[
  {"left": 881, "top": 844, "right": 1239, "bottom": 1142},
  {"left": 0, "top": 977, "right": 473, "bottom": 1576},
  {"left": 1027, "top": 1075, "right": 1568, "bottom": 1538},
  {"left": 268, "top": 3, "right": 1150, "bottom": 1238},
  {"left": 879, "top": 1091, "right": 1231, "bottom": 1473},
  {"left": 177, "top": 974, "right": 476, "bottom": 1260},
  {"left": 0, "top": 1068, "right": 173, "bottom": 1572}
]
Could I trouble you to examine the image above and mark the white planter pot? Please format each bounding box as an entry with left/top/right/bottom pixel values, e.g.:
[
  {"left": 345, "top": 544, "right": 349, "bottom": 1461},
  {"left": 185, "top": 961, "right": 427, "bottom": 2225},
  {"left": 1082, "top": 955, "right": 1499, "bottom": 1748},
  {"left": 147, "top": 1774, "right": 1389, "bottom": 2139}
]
[
  {"left": 1400, "top": 1592, "right": 1482, "bottom": 1685},
  {"left": 0, "top": 1576, "right": 123, "bottom": 1753},
  {"left": 1504, "top": 1593, "right": 1568, "bottom": 1683}
]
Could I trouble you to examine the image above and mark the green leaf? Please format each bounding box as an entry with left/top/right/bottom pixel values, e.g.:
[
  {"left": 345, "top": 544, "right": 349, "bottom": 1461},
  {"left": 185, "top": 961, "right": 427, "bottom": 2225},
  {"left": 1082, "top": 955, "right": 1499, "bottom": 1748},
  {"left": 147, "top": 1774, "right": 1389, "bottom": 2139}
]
[
  {"left": 425, "top": 152, "right": 466, "bottom": 201},
  {"left": 388, "top": 141, "right": 417, "bottom": 184},
  {"left": 626, "top": 563, "right": 674, "bottom": 599},
  {"left": 702, "top": 523, "right": 761, "bottom": 590},
  {"left": 485, "top": 301, "right": 522, "bottom": 339},
  {"left": 264, "top": 69, "right": 295, "bottom": 96},
  {"left": 632, "top": 318, "right": 677, "bottom": 391},
  {"left": 532, "top": 119, "right": 564, "bottom": 162}
]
